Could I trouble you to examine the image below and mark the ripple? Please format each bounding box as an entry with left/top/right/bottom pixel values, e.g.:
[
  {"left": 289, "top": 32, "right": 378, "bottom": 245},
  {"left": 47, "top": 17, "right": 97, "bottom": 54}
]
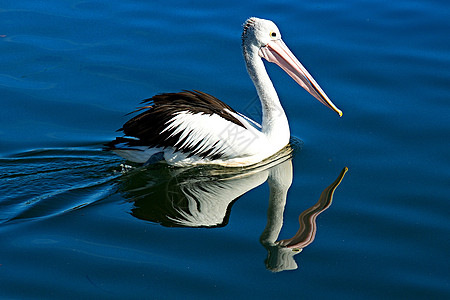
[{"left": 0, "top": 147, "right": 122, "bottom": 224}]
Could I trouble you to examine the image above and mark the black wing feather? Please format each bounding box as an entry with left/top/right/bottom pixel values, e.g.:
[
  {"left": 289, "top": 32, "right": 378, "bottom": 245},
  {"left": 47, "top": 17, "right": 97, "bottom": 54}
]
[{"left": 106, "top": 90, "right": 246, "bottom": 159}]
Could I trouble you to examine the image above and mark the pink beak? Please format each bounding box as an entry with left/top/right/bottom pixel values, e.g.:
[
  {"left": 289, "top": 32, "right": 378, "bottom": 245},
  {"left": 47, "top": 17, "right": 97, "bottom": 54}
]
[{"left": 259, "top": 39, "right": 343, "bottom": 117}]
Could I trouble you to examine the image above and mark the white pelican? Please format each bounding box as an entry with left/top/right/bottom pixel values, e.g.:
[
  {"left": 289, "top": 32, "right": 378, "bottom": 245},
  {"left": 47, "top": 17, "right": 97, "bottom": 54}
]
[{"left": 107, "top": 17, "right": 342, "bottom": 166}]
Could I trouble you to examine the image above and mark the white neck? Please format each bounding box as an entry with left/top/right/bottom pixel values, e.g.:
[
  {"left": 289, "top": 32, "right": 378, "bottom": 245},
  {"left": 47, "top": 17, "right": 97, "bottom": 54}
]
[{"left": 243, "top": 45, "right": 290, "bottom": 148}]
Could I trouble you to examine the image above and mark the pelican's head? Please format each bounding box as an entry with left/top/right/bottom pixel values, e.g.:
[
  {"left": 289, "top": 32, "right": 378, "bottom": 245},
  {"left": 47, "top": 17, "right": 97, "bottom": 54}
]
[
  {"left": 242, "top": 17, "right": 342, "bottom": 117},
  {"left": 242, "top": 17, "right": 282, "bottom": 49}
]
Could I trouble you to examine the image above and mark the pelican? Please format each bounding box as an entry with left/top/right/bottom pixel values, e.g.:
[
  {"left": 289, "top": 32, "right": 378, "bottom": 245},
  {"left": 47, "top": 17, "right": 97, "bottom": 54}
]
[{"left": 107, "top": 17, "right": 342, "bottom": 166}]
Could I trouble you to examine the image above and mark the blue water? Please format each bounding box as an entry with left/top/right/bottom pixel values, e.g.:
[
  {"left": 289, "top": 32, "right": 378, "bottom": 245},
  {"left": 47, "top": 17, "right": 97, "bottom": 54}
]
[{"left": 1, "top": 0, "right": 449, "bottom": 298}]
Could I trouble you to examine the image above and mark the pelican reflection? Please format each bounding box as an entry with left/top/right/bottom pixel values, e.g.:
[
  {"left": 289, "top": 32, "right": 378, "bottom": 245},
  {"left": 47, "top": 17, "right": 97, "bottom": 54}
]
[{"left": 117, "top": 146, "right": 347, "bottom": 271}]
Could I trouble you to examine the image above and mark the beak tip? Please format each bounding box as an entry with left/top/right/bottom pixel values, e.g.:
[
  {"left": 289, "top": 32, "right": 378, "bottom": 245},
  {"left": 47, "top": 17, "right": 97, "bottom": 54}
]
[{"left": 333, "top": 108, "right": 343, "bottom": 117}]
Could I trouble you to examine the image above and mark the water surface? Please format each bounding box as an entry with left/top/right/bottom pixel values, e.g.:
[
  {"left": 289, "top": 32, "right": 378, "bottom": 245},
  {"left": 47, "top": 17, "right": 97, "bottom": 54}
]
[{"left": 1, "top": 0, "right": 449, "bottom": 298}]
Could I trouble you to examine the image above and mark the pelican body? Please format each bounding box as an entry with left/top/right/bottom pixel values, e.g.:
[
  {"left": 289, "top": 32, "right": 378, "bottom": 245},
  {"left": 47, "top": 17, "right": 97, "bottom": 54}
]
[{"left": 107, "top": 17, "right": 342, "bottom": 166}]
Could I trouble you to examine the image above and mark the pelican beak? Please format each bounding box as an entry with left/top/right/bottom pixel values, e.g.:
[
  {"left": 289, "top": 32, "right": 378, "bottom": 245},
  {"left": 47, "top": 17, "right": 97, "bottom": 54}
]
[{"left": 259, "top": 39, "right": 342, "bottom": 117}]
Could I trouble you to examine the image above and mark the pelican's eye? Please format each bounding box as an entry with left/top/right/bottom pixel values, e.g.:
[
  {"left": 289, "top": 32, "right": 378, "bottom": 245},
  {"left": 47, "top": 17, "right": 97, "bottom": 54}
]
[{"left": 269, "top": 31, "right": 277, "bottom": 38}]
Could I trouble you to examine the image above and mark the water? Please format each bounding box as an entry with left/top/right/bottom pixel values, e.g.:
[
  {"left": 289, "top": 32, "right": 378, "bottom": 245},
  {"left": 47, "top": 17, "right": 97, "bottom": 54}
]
[{"left": 1, "top": 0, "right": 449, "bottom": 298}]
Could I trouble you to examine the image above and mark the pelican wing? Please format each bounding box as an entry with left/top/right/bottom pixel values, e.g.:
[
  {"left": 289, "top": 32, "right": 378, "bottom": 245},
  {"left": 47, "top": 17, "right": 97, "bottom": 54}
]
[{"left": 107, "top": 90, "right": 264, "bottom": 160}]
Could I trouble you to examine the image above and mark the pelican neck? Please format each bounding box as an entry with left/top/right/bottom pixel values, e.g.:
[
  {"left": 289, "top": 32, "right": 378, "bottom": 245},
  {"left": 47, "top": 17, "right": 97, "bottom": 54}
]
[{"left": 243, "top": 44, "right": 290, "bottom": 144}]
